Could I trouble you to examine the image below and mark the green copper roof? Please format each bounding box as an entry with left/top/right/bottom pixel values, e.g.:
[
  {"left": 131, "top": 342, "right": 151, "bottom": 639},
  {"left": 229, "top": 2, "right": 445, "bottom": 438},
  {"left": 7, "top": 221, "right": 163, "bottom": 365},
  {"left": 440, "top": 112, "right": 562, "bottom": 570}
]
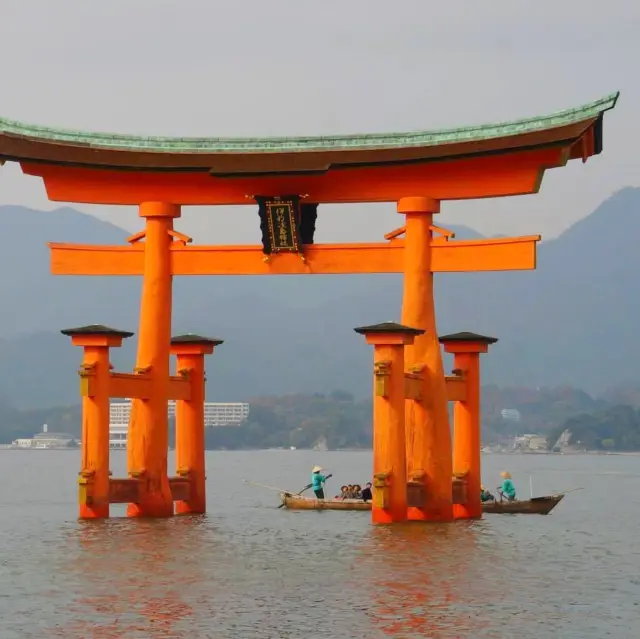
[{"left": 0, "top": 92, "right": 619, "bottom": 154}]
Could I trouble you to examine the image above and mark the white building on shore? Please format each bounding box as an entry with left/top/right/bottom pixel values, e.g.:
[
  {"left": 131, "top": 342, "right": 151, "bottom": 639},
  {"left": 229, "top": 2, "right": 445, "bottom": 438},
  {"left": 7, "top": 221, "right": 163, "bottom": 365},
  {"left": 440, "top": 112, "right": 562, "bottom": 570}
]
[
  {"left": 12, "top": 424, "right": 76, "bottom": 449},
  {"left": 109, "top": 399, "right": 250, "bottom": 449}
]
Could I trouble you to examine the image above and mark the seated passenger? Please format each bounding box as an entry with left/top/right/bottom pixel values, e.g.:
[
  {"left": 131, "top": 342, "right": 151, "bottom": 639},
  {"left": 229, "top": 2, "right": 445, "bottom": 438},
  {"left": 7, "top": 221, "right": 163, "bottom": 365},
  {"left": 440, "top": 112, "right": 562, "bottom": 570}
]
[
  {"left": 335, "top": 485, "right": 349, "bottom": 500},
  {"left": 361, "top": 482, "right": 373, "bottom": 502},
  {"left": 498, "top": 471, "right": 516, "bottom": 501},
  {"left": 344, "top": 484, "right": 356, "bottom": 499},
  {"left": 353, "top": 484, "right": 362, "bottom": 499},
  {"left": 480, "top": 485, "right": 494, "bottom": 502}
]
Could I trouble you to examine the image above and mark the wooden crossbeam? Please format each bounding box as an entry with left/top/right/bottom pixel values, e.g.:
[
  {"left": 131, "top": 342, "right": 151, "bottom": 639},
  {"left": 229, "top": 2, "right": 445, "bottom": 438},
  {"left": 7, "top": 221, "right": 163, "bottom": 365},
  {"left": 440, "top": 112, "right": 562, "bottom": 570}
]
[
  {"left": 108, "top": 476, "right": 191, "bottom": 504},
  {"left": 445, "top": 375, "right": 467, "bottom": 402},
  {"left": 79, "top": 371, "right": 191, "bottom": 400},
  {"left": 169, "top": 477, "right": 191, "bottom": 502},
  {"left": 109, "top": 478, "right": 139, "bottom": 504},
  {"left": 50, "top": 236, "right": 540, "bottom": 276}
]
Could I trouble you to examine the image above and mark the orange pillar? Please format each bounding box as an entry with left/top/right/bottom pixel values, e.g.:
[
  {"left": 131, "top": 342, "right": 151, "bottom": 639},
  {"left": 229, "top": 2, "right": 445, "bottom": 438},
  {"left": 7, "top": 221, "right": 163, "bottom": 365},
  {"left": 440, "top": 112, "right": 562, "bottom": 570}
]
[
  {"left": 61, "top": 324, "right": 133, "bottom": 519},
  {"left": 127, "top": 201, "right": 180, "bottom": 518},
  {"left": 440, "top": 332, "right": 498, "bottom": 519},
  {"left": 170, "top": 333, "right": 223, "bottom": 515},
  {"left": 355, "top": 321, "right": 424, "bottom": 524},
  {"left": 398, "top": 196, "right": 453, "bottom": 522}
]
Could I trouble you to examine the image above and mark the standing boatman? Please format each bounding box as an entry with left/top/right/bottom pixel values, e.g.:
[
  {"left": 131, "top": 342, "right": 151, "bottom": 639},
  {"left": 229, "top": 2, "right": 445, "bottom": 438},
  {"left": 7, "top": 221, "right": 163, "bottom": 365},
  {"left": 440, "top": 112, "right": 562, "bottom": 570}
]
[
  {"left": 498, "top": 471, "right": 517, "bottom": 501},
  {"left": 311, "top": 466, "right": 328, "bottom": 500}
]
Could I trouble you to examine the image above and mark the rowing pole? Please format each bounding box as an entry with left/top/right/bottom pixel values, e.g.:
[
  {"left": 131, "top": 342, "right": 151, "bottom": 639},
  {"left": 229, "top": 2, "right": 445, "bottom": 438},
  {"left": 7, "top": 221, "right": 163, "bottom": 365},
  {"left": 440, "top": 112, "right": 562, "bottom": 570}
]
[{"left": 244, "top": 480, "right": 291, "bottom": 494}]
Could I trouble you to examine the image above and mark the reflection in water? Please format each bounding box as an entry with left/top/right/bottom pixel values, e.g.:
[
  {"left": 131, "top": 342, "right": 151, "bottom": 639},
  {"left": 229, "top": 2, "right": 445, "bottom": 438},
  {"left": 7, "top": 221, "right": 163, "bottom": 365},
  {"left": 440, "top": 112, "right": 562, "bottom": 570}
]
[
  {"left": 1, "top": 451, "right": 639, "bottom": 637},
  {"left": 357, "top": 521, "right": 503, "bottom": 638},
  {"left": 51, "top": 517, "right": 211, "bottom": 638}
]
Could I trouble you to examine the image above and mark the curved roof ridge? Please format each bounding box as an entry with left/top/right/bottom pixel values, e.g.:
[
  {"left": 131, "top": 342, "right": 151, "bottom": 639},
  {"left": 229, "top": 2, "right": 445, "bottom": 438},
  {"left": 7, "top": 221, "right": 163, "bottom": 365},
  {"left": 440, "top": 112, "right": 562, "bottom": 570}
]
[{"left": 0, "top": 92, "right": 619, "bottom": 154}]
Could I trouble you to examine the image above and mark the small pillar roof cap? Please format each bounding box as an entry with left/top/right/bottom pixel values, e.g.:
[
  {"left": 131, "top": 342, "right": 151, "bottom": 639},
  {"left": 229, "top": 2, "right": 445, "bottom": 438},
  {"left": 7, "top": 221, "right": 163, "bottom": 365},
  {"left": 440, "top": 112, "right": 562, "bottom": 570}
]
[
  {"left": 439, "top": 331, "right": 498, "bottom": 345},
  {"left": 60, "top": 324, "right": 133, "bottom": 338},
  {"left": 354, "top": 321, "right": 425, "bottom": 336},
  {"left": 171, "top": 333, "right": 223, "bottom": 346}
]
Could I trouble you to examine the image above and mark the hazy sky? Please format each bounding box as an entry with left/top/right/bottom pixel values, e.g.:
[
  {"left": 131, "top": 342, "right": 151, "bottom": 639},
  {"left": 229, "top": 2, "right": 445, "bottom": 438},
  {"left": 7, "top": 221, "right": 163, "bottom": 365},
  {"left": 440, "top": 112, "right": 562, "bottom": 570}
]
[{"left": 0, "top": 0, "right": 637, "bottom": 243}]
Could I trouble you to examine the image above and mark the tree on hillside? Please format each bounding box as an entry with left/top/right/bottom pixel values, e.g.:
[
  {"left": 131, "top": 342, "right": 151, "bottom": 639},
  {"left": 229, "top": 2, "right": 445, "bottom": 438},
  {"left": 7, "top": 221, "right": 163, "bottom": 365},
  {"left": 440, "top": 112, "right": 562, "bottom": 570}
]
[{"left": 548, "top": 404, "right": 640, "bottom": 451}]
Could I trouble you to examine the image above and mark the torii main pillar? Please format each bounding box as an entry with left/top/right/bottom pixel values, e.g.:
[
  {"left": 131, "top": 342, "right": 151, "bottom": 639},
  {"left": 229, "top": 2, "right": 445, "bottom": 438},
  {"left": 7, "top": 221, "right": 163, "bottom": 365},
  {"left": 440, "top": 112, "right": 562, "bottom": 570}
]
[
  {"left": 398, "top": 197, "right": 453, "bottom": 522},
  {"left": 127, "top": 201, "right": 180, "bottom": 518}
]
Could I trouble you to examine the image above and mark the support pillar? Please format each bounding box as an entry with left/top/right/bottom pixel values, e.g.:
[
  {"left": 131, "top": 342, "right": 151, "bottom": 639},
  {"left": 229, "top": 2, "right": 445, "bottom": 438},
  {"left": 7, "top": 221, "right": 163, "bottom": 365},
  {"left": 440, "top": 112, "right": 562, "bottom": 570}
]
[
  {"left": 61, "top": 324, "right": 133, "bottom": 519},
  {"left": 170, "top": 333, "right": 223, "bottom": 515},
  {"left": 440, "top": 332, "right": 498, "bottom": 519},
  {"left": 398, "top": 196, "right": 453, "bottom": 521},
  {"left": 354, "top": 321, "right": 424, "bottom": 524},
  {"left": 127, "top": 201, "right": 181, "bottom": 518}
]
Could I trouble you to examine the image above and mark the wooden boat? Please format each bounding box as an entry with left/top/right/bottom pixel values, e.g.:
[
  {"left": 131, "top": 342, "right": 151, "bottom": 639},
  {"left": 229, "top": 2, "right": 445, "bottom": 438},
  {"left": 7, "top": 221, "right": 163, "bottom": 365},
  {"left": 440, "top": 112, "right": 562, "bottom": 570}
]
[
  {"left": 280, "top": 492, "right": 565, "bottom": 514},
  {"left": 280, "top": 493, "right": 371, "bottom": 510},
  {"left": 481, "top": 493, "right": 564, "bottom": 515}
]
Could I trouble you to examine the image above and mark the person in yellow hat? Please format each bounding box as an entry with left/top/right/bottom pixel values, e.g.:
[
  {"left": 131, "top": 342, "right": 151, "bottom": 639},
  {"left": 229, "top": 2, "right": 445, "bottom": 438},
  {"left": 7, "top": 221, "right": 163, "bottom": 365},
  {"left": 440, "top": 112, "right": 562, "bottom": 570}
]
[
  {"left": 498, "top": 471, "right": 517, "bottom": 501},
  {"left": 311, "top": 466, "right": 328, "bottom": 499}
]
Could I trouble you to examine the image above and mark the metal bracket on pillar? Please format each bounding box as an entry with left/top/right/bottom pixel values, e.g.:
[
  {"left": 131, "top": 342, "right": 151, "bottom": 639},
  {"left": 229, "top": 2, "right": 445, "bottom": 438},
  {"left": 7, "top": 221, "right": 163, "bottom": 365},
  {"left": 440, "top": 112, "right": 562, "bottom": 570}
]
[
  {"left": 373, "top": 471, "right": 390, "bottom": 509},
  {"left": 373, "top": 361, "right": 391, "bottom": 397},
  {"left": 78, "top": 470, "right": 96, "bottom": 507},
  {"left": 78, "top": 363, "right": 97, "bottom": 397}
]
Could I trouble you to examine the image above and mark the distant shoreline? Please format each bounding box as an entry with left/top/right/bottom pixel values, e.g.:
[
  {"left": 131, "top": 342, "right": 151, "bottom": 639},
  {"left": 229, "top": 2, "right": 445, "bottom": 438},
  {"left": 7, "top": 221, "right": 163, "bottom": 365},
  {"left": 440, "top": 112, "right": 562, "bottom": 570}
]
[{"left": 2, "top": 447, "right": 640, "bottom": 455}]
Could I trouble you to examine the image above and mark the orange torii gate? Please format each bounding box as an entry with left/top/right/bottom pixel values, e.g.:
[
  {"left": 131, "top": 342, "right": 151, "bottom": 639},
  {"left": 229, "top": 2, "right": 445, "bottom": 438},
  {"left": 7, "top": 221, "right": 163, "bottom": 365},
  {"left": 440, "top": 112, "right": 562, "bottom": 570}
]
[{"left": 0, "top": 91, "right": 618, "bottom": 522}]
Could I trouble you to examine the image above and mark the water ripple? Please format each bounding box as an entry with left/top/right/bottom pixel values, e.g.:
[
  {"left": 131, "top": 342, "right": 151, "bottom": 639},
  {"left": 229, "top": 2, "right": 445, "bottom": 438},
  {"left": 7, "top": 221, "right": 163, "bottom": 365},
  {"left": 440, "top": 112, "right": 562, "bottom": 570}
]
[{"left": 0, "top": 450, "right": 638, "bottom": 637}]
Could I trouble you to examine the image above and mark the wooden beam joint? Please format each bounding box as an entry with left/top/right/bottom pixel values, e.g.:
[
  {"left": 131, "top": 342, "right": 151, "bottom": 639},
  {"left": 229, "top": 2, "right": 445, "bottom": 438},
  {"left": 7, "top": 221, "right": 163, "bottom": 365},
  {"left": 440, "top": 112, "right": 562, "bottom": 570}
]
[
  {"left": 404, "top": 364, "right": 425, "bottom": 400},
  {"left": 452, "top": 476, "right": 468, "bottom": 505},
  {"left": 445, "top": 374, "right": 467, "bottom": 402},
  {"left": 169, "top": 476, "right": 191, "bottom": 502}
]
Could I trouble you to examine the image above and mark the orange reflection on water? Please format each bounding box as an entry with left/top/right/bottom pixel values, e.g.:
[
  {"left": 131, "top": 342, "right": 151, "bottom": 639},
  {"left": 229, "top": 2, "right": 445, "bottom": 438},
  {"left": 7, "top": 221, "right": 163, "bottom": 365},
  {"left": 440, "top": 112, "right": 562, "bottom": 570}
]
[
  {"left": 358, "top": 521, "right": 500, "bottom": 638},
  {"left": 50, "top": 516, "right": 208, "bottom": 638}
]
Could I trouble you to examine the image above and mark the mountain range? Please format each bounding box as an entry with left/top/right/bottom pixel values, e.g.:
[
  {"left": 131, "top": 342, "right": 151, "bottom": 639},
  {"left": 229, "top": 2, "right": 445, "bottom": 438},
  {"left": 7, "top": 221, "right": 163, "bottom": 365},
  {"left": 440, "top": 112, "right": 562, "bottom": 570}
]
[{"left": 0, "top": 187, "right": 638, "bottom": 409}]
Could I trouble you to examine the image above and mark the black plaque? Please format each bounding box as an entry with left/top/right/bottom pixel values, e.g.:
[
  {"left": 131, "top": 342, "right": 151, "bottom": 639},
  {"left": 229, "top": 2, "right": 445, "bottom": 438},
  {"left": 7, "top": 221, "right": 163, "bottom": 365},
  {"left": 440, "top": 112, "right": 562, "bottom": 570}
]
[{"left": 255, "top": 195, "right": 302, "bottom": 254}]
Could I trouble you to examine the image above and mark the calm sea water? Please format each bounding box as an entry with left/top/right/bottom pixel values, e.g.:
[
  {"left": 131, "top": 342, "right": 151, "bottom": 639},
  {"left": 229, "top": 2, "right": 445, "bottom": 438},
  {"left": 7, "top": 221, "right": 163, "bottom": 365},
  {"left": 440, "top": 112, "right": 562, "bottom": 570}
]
[{"left": 0, "top": 450, "right": 638, "bottom": 638}]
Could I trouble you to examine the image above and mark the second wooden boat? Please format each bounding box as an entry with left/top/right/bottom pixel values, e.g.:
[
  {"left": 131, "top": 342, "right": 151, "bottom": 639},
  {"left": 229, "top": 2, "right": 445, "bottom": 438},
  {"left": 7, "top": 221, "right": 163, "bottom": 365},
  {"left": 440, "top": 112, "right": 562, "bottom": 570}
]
[
  {"left": 481, "top": 493, "right": 564, "bottom": 515},
  {"left": 280, "top": 492, "right": 565, "bottom": 514}
]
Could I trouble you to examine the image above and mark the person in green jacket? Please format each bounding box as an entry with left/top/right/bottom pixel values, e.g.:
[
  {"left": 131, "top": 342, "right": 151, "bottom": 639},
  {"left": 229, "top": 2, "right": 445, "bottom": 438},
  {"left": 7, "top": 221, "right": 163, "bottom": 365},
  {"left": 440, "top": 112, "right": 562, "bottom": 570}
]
[
  {"left": 480, "top": 485, "right": 494, "bottom": 502},
  {"left": 499, "top": 471, "right": 517, "bottom": 501},
  {"left": 311, "top": 466, "right": 328, "bottom": 499}
]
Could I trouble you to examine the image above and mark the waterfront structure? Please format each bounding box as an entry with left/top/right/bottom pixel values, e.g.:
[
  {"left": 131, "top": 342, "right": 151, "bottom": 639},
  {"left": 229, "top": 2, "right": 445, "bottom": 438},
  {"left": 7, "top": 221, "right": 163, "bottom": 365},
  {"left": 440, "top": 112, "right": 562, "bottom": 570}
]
[
  {"left": 109, "top": 400, "right": 249, "bottom": 448},
  {"left": 12, "top": 424, "right": 76, "bottom": 449},
  {"left": 0, "top": 91, "right": 618, "bottom": 521},
  {"left": 501, "top": 408, "right": 522, "bottom": 423},
  {"left": 513, "top": 434, "right": 548, "bottom": 452}
]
